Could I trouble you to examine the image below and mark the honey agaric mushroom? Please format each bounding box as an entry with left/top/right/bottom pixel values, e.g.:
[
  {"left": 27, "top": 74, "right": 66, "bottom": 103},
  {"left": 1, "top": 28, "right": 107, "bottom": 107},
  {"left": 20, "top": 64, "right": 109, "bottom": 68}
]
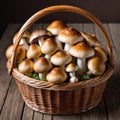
[
  {"left": 69, "top": 41, "right": 95, "bottom": 74},
  {"left": 47, "top": 20, "right": 67, "bottom": 35},
  {"left": 87, "top": 56, "right": 106, "bottom": 75},
  {"left": 6, "top": 45, "right": 14, "bottom": 60},
  {"left": 41, "top": 38, "right": 59, "bottom": 59},
  {"left": 6, "top": 45, "right": 26, "bottom": 61},
  {"left": 13, "top": 30, "right": 31, "bottom": 50},
  {"left": 18, "top": 59, "right": 34, "bottom": 76},
  {"left": 66, "top": 63, "right": 79, "bottom": 83},
  {"left": 94, "top": 46, "right": 108, "bottom": 62},
  {"left": 30, "top": 29, "right": 52, "bottom": 47},
  {"left": 57, "top": 27, "right": 83, "bottom": 51},
  {"left": 50, "top": 50, "right": 72, "bottom": 68},
  {"left": 27, "top": 44, "right": 42, "bottom": 60},
  {"left": 33, "top": 57, "right": 52, "bottom": 80},
  {"left": 46, "top": 67, "right": 67, "bottom": 84},
  {"left": 66, "top": 63, "right": 78, "bottom": 77},
  {"left": 80, "top": 32, "right": 101, "bottom": 47}
]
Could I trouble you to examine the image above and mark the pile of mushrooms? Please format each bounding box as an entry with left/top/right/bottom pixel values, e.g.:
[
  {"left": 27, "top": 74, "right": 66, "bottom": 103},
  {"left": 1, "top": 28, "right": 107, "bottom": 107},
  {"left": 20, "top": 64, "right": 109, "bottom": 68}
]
[{"left": 6, "top": 20, "right": 108, "bottom": 84}]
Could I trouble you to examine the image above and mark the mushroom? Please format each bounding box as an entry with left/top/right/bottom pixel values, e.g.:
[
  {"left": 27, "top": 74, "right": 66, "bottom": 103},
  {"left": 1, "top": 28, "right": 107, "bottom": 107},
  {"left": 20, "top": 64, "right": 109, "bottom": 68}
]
[
  {"left": 18, "top": 59, "right": 33, "bottom": 76},
  {"left": 66, "top": 63, "right": 79, "bottom": 83},
  {"left": 80, "top": 32, "right": 101, "bottom": 47},
  {"left": 69, "top": 76, "right": 79, "bottom": 83},
  {"left": 57, "top": 27, "right": 83, "bottom": 51},
  {"left": 69, "top": 41, "right": 95, "bottom": 74},
  {"left": 66, "top": 63, "right": 78, "bottom": 77},
  {"left": 6, "top": 45, "right": 26, "bottom": 61},
  {"left": 46, "top": 67, "right": 67, "bottom": 84},
  {"left": 87, "top": 56, "right": 106, "bottom": 75},
  {"left": 30, "top": 29, "right": 52, "bottom": 47},
  {"left": 27, "top": 44, "right": 42, "bottom": 60},
  {"left": 33, "top": 57, "right": 52, "bottom": 80},
  {"left": 13, "top": 30, "right": 31, "bottom": 50},
  {"left": 94, "top": 46, "right": 107, "bottom": 62},
  {"left": 47, "top": 20, "right": 67, "bottom": 50},
  {"left": 50, "top": 50, "right": 72, "bottom": 69},
  {"left": 6, "top": 45, "right": 14, "bottom": 60},
  {"left": 41, "top": 38, "right": 59, "bottom": 59},
  {"left": 47, "top": 20, "right": 67, "bottom": 35}
]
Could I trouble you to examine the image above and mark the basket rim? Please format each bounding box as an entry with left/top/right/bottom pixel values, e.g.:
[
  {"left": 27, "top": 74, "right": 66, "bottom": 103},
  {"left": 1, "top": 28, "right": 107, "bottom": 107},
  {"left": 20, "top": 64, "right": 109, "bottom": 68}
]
[{"left": 10, "top": 61, "right": 114, "bottom": 91}]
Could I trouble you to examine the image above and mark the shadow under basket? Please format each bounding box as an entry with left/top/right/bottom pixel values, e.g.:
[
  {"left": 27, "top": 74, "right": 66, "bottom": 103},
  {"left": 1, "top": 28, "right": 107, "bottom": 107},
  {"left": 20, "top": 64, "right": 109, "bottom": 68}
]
[{"left": 7, "top": 5, "right": 114, "bottom": 114}]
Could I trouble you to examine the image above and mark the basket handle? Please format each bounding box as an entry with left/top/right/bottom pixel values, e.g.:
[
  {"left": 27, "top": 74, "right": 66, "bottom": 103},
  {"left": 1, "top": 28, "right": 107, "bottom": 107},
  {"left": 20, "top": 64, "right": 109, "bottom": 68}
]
[{"left": 9, "top": 5, "right": 112, "bottom": 74}]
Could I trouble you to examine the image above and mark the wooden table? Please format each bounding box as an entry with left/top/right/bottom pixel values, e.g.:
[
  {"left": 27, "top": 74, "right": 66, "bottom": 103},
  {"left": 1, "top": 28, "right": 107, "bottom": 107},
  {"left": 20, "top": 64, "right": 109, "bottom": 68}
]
[{"left": 0, "top": 23, "right": 119, "bottom": 120}]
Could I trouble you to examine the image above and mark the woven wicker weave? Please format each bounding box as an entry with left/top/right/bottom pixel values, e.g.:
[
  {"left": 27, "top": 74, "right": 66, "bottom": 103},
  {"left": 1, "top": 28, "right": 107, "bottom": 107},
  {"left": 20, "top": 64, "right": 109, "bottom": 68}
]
[{"left": 7, "top": 5, "right": 114, "bottom": 114}]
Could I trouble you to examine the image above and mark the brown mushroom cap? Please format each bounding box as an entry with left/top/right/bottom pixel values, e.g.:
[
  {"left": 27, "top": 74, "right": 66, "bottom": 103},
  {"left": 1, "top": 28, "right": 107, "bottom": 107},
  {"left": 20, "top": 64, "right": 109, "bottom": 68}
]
[
  {"left": 27, "top": 44, "right": 42, "bottom": 59},
  {"left": 6, "top": 45, "right": 14, "bottom": 59},
  {"left": 50, "top": 50, "right": 72, "bottom": 66},
  {"left": 13, "top": 30, "right": 31, "bottom": 44},
  {"left": 66, "top": 63, "right": 78, "bottom": 72},
  {"left": 33, "top": 57, "right": 52, "bottom": 74},
  {"left": 80, "top": 32, "right": 101, "bottom": 47},
  {"left": 69, "top": 42, "right": 95, "bottom": 58},
  {"left": 46, "top": 67, "right": 67, "bottom": 84},
  {"left": 94, "top": 46, "right": 107, "bottom": 62},
  {"left": 30, "top": 29, "right": 51, "bottom": 43},
  {"left": 16, "top": 46, "right": 26, "bottom": 60},
  {"left": 18, "top": 59, "right": 33, "bottom": 76},
  {"left": 6, "top": 45, "right": 26, "bottom": 60},
  {"left": 57, "top": 27, "right": 83, "bottom": 44},
  {"left": 87, "top": 57, "right": 106, "bottom": 75},
  {"left": 41, "top": 38, "right": 58, "bottom": 55},
  {"left": 47, "top": 20, "right": 67, "bottom": 35}
]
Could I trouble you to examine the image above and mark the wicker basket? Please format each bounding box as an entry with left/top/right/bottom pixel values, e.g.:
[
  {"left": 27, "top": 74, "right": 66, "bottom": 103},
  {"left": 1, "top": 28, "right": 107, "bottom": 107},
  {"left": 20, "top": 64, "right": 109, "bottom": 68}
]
[{"left": 7, "top": 5, "right": 114, "bottom": 114}]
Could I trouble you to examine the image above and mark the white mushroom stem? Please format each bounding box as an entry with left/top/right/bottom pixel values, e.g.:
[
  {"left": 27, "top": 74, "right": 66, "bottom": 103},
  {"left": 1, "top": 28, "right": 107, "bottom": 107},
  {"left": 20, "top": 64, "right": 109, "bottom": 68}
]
[
  {"left": 64, "top": 44, "right": 71, "bottom": 52},
  {"left": 39, "top": 73, "right": 46, "bottom": 80},
  {"left": 70, "top": 76, "right": 78, "bottom": 83},
  {"left": 44, "top": 54, "right": 51, "bottom": 59},
  {"left": 21, "top": 38, "right": 29, "bottom": 50},
  {"left": 77, "top": 58, "right": 87, "bottom": 74},
  {"left": 38, "top": 38, "right": 44, "bottom": 47},
  {"left": 69, "top": 72, "right": 75, "bottom": 77},
  {"left": 55, "top": 40, "right": 63, "bottom": 50},
  {"left": 55, "top": 36, "right": 63, "bottom": 50}
]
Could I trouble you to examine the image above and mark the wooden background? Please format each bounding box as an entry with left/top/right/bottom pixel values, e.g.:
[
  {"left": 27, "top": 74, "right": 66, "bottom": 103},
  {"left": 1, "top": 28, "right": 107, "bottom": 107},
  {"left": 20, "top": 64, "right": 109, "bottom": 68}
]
[{"left": 0, "top": 0, "right": 120, "bottom": 36}]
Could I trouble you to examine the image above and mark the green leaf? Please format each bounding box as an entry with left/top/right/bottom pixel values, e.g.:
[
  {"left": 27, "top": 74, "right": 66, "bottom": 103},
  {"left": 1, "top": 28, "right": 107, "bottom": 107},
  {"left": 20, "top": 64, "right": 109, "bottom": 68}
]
[
  {"left": 16, "top": 60, "right": 22, "bottom": 67},
  {"left": 31, "top": 72, "right": 40, "bottom": 80},
  {"left": 81, "top": 73, "right": 92, "bottom": 81}
]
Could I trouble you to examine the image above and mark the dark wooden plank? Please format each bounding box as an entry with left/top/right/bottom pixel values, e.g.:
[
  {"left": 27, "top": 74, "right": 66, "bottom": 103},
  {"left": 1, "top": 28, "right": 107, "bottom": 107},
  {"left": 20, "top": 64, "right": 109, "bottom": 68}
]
[
  {"left": 54, "top": 115, "right": 80, "bottom": 120},
  {"left": 67, "top": 23, "right": 83, "bottom": 31},
  {"left": 0, "top": 24, "right": 21, "bottom": 113},
  {"left": 103, "top": 24, "right": 120, "bottom": 120},
  {"left": 30, "top": 23, "right": 44, "bottom": 31},
  {"left": 0, "top": 24, "right": 21, "bottom": 59},
  {"left": 22, "top": 104, "right": 33, "bottom": 120},
  {"left": 33, "top": 111, "right": 43, "bottom": 120},
  {"left": 0, "top": 78, "right": 24, "bottom": 120},
  {"left": 94, "top": 23, "right": 106, "bottom": 49},
  {"left": 42, "top": 114, "right": 52, "bottom": 120}
]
